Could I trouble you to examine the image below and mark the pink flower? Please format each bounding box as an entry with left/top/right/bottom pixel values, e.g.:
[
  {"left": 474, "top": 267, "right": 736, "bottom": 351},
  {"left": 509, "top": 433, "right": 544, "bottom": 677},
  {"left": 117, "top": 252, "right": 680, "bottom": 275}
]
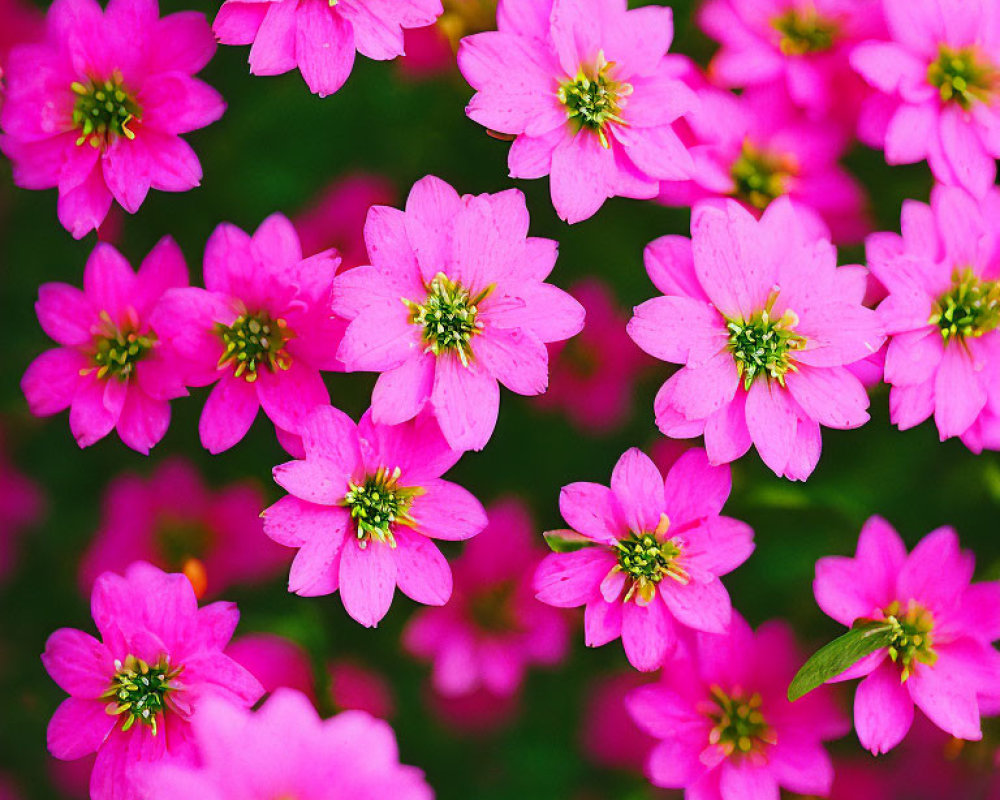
[
  {"left": 868, "top": 185, "right": 1000, "bottom": 451},
  {"left": 534, "top": 447, "right": 754, "bottom": 671},
  {"left": 227, "top": 633, "right": 316, "bottom": 701},
  {"left": 293, "top": 173, "right": 395, "bottom": 264},
  {"left": 152, "top": 214, "right": 344, "bottom": 454},
  {"left": 0, "top": 423, "right": 43, "bottom": 583},
  {"left": 404, "top": 498, "right": 570, "bottom": 697},
  {"left": 328, "top": 660, "right": 395, "bottom": 719},
  {"left": 535, "top": 280, "right": 652, "bottom": 432},
  {"left": 813, "top": 516, "right": 1000, "bottom": 754},
  {"left": 851, "top": 0, "right": 1000, "bottom": 197},
  {"left": 333, "top": 175, "right": 585, "bottom": 451},
  {"left": 21, "top": 238, "right": 189, "bottom": 454},
  {"left": 699, "top": 0, "right": 881, "bottom": 122},
  {"left": 213, "top": 0, "right": 443, "bottom": 98},
  {"left": 42, "top": 561, "right": 263, "bottom": 800},
  {"left": 148, "top": 689, "right": 432, "bottom": 800},
  {"left": 659, "top": 77, "right": 871, "bottom": 245},
  {"left": 626, "top": 615, "right": 849, "bottom": 799},
  {"left": 79, "top": 458, "right": 287, "bottom": 599},
  {"left": 424, "top": 685, "right": 520, "bottom": 733},
  {"left": 581, "top": 671, "right": 658, "bottom": 773},
  {"left": 457, "top": 0, "right": 698, "bottom": 223},
  {"left": 263, "top": 405, "right": 487, "bottom": 627},
  {"left": 628, "top": 199, "right": 885, "bottom": 480},
  {"left": 0, "top": 0, "right": 224, "bottom": 239}
]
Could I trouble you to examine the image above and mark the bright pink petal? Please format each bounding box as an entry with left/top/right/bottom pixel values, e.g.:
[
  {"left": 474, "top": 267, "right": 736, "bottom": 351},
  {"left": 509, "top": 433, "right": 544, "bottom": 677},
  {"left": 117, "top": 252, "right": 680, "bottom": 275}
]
[
  {"left": 392, "top": 529, "right": 452, "bottom": 606},
  {"left": 534, "top": 548, "right": 616, "bottom": 607},
  {"left": 854, "top": 660, "right": 914, "bottom": 755},
  {"left": 338, "top": 540, "right": 397, "bottom": 628},
  {"left": 198, "top": 376, "right": 260, "bottom": 454}
]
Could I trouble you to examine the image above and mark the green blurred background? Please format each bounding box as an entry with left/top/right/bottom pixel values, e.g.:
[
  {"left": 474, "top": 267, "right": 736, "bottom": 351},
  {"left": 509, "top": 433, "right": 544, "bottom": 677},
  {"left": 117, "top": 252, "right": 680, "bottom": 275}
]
[{"left": 1, "top": 1, "right": 998, "bottom": 797}]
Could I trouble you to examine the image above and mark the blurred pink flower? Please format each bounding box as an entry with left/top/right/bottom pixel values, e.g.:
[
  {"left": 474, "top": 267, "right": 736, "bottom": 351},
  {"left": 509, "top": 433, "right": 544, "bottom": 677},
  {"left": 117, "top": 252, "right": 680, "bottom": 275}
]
[
  {"left": 627, "top": 615, "right": 849, "bottom": 799},
  {"left": 328, "top": 660, "right": 396, "bottom": 719},
  {"left": 868, "top": 185, "right": 1000, "bottom": 451},
  {"left": 659, "top": 77, "right": 871, "bottom": 245},
  {"left": 535, "top": 447, "right": 754, "bottom": 671},
  {"left": 79, "top": 458, "right": 287, "bottom": 599},
  {"left": 699, "top": 0, "right": 881, "bottom": 123},
  {"left": 227, "top": 633, "right": 315, "bottom": 701},
  {"left": 0, "top": 0, "right": 42, "bottom": 67},
  {"left": 404, "top": 498, "right": 570, "bottom": 697},
  {"left": 293, "top": 173, "right": 395, "bottom": 264},
  {"left": 148, "top": 689, "right": 432, "bottom": 800},
  {"left": 42, "top": 562, "right": 263, "bottom": 800},
  {"left": 425, "top": 684, "right": 520, "bottom": 733},
  {"left": 264, "top": 405, "right": 487, "bottom": 627},
  {"left": 0, "top": 0, "right": 224, "bottom": 238},
  {"left": 21, "top": 238, "right": 189, "bottom": 454},
  {"left": 536, "top": 280, "right": 652, "bottom": 432},
  {"left": 582, "top": 671, "right": 658, "bottom": 773},
  {"left": 333, "top": 175, "right": 584, "bottom": 452},
  {"left": 629, "top": 199, "right": 884, "bottom": 480},
  {"left": 813, "top": 516, "right": 1000, "bottom": 754},
  {"left": 458, "top": 0, "right": 698, "bottom": 223},
  {"left": 851, "top": 0, "right": 1000, "bottom": 197},
  {"left": 214, "top": 0, "right": 443, "bottom": 98},
  {"left": 152, "top": 214, "right": 344, "bottom": 454},
  {"left": 399, "top": 0, "right": 497, "bottom": 78},
  {"left": 0, "top": 425, "right": 42, "bottom": 583}
]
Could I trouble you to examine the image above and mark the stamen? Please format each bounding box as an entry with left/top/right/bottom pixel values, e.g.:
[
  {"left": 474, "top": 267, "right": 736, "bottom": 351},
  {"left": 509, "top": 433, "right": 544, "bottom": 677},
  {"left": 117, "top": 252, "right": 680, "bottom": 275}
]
[
  {"left": 726, "top": 291, "right": 806, "bottom": 390},
  {"left": 928, "top": 46, "right": 999, "bottom": 110},
  {"left": 84, "top": 309, "right": 154, "bottom": 381},
  {"left": 71, "top": 70, "right": 141, "bottom": 148},
  {"left": 730, "top": 141, "right": 797, "bottom": 210},
  {"left": 704, "top": 685, "right": 776, "bottom": 764},
  {"left": 216, "top": 313, "right": 293, "bottom": 383},
  {"left": 930, "top": 268, "right": 1000, "bottom": 344},
  {"left": 882, "top": 600, "right": 936, "bottom": 681},
  {"left": 101, "top": 655, "right": 183, "bottom": 736},
  {"left": 403, "top": 273, "right": 493, "bottom": 367},
  {"left": 615, "top": 514, "right": 688, "bottom": 604},
  {"left": 771, "top": 8, "right": 838, "bottom": 55},
  {"left": 341, "top": 465, "right": 425, "bottom": 548},
  {"left": 557, "top": 51, "right": 632, "bottom": 149}
]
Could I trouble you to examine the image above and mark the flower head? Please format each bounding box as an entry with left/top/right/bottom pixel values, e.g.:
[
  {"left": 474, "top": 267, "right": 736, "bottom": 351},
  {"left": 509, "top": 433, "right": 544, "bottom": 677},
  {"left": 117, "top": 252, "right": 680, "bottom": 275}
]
[
  {"left": 628, "top": 198, "right": 884, "bottom": 480},
  {"left": 457, "top": 0, "right": 698, "bottom": 223},
  {"left": 42, "top": 562, "right": 263, "bottom": 800},
  {"left": 263, "top": 405, "right": 487, "bottom": 627},
  {"left": 0, "top": 0, "right": 224, "bottom": 238},
  {"left": 79, "top": 458, "right": 287, "bottom": 599},
  {"left": 813, "top": 516, "right": 1000, "bottom": 754},
  {"left": 534, "top": 447, "right": 754, "bottom": 671},
  {"left": 148, "top": 689, "right": 432, "bottom": 800},
  {"left": 333, "top": 175, "right": 585, "bottom": 452},
  {"left": 627, "top": 615, "right": 849, "bottom": 798},
  {"left": 868, "top": 185, "right": 1000, "bottom": 451},
  {"left": 152, "top": 214, "right": 345, "bottom": 454},
  {"left": 213, "top": 0, "right": 443, "bottom": 98},
  {"left": 21, "top": 239, "right": 189, "bottom": 454},
  {"left": 404, "top": 498, "right": 570, "bottom": 698},
  {"left": 851, "top": 0, "right": 1000, "bottom": 196}
]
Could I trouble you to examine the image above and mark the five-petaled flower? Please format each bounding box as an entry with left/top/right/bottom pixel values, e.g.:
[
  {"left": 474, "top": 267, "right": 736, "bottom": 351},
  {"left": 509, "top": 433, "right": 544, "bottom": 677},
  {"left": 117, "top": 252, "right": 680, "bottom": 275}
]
[{"left": 534, "top": 447, "right": 754, "bottom": 671}]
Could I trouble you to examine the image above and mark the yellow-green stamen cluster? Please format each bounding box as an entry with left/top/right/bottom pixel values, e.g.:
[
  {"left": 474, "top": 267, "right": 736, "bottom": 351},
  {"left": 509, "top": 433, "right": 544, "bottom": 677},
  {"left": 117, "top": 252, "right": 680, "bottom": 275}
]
[
  {"left": 342, "top": 466, "right": 424, "bottom": 548},
  {"left": 404, "top": 273, "right": 492, "bottom": 367},
  {"left": 614, "top": 513, "right": 689, "bottom": 604},
  {"left": 558, "top": 51, "right": 632, "bottom": 149},
  {"left": 727, "top": 293, "right": 806, "bottom": 390},
  {"left": 930, "top": 268, "right": 1000, "bottom": 344},
  {"left": 771, "top": 8, "right": 838, "bottom": 55},
  {"left": 928, "top": 46, "right": 999, "bottom": 110},
  {"left": 71, "top": 71, "right": 141, "bottom": 148},
  {"left": 883, "top": 600, "right": 936, "bottom": 681},
  {"left": 89, "top": 310, "right": 154, "bottom": 381},
  {"left": 102, "top": 655, "right": 182, "bottom": 736},
  {"left": 730, "top": 141, "right": 796, "bottom": 210},
  {"left": 706, "top": 685, "right": 776, "bottom": 761},
  {"left": 216, "top": 313, "right": 292, "bottom": 383}
]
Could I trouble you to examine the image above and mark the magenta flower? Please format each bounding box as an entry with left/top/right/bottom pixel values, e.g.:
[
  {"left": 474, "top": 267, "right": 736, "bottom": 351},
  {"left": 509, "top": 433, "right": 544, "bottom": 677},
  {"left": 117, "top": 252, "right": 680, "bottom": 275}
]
[
  {"left": 659, "top": 77, "right": 871, "bottom": 245},
  {"left": 627, "top": 615, "right": 849, "bottom": 798},
  {"left": 42, "top": 561, "right": 263, "bottom": 800},
  {"left": 152, "top": 214, "right": 344, "bottom": 454},
  {"left": 148, "top": 689, "right": 432, "bottom": 800},
  {"left": 813, "top": 516, "right": 1000, "bottom": 754},
  {"left": 534, "top": 447, "right": 754, "bottom": 671},
  {"left": 457, "top": 0, "right": 698, "bottom": 223},
  {"left": 699, "top": 0, "right": 881, "bottom": 122},
  {"left": 79, "top": 458, "right": 288, "bottom": 599},
  {"left": 21, "top": 238, "right": 189, "bottom": 454},
  {"left": 227, "top": 633, "right": 316, "bottom": 701},
  {"left": 333, "top": 175, "right": 585, "bottom": 452},
  {"left": 581, "top": 671, "right": 658, "bottom": 773},
  {"left": 0, "top": 0, "right": 224, "bottom": 238},
  {"left": 0, "top": 424, "right": 43, "bottom": 583},
  {"left": 328, "top": 660, "right": 396, "bottom": 720},
  {"left": 535, "top": 279, "right": 652, "bottom": 433},
  {"left": 263, "top": 405, "right": 487, "bottom": 627},
  {"left": 213, "top": 0, "right": 442, "bottom": 98},
  {"left": 404, "top": 498, "right": 570, "bottom": 698},
  {"left": 868, "top": 185, "right": 1000, "bottom": 451},
  {"left": 851, "top": 0, "right": 1000, "bottom": 196},
  {"left": 628, "top": 199, "right": 885, "bottom": 480}
]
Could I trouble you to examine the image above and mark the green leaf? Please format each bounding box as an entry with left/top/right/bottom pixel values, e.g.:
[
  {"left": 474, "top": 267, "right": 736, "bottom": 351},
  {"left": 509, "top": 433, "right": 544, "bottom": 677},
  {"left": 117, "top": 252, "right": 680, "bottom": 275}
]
[
  {"left": 788, "top": 621, "right": 895, "bottom": 702},
  {"left": 543, "top": 529, "right": 595, "bottom": 553}
]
